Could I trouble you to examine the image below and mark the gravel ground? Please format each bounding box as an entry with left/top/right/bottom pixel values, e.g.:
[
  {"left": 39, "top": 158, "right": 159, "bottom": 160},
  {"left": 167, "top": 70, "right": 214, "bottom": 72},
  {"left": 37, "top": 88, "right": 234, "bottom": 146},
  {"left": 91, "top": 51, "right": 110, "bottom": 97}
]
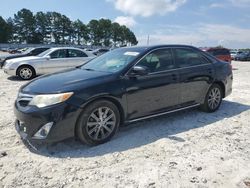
[{"left": 0, "top": 60, "right": 250, "bottom": 188}]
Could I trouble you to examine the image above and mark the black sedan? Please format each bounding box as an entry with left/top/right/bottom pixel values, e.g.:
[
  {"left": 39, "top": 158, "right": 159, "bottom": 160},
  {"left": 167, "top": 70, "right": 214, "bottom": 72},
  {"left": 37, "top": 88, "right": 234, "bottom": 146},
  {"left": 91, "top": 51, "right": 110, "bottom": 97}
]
[
  {"left": 14, "top": 45, "right": 233, "bottom": 146},
  {"left": 0, "top": 47, "right": 50, "bottom": 68}
]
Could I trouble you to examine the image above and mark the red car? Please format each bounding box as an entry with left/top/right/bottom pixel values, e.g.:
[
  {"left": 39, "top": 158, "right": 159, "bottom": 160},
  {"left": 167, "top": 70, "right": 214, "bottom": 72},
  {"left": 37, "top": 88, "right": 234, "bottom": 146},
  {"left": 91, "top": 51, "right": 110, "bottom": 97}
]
[{"left": 203, "top": 47, "right": 231, "bottom": 63}]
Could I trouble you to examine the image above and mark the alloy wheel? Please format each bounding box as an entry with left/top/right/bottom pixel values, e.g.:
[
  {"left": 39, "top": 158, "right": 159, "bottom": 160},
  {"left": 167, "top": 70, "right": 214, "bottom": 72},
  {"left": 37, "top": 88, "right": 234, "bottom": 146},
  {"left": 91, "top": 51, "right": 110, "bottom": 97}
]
[
  {"left": 19, "top": 68, "right": 32, "bottom": 79},
  {"left": 208, "top": 87, "right": 221, "bottom": 110},
  {"left": 86, "top": 107, "right": 116, "bottom": 141}
]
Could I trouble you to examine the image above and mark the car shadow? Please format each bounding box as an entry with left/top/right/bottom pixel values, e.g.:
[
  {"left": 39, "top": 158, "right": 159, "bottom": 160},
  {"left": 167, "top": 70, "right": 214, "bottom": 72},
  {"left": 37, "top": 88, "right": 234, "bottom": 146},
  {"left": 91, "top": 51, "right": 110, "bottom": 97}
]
[
  {"left": 26, "top": 100, "right": 250, "bottom": 158},
  {"left": 7, "top": 76, "right": 26, "bottom": 81},
  {"left": 7, "top": 75, "right": 41, "bottom": 81}
]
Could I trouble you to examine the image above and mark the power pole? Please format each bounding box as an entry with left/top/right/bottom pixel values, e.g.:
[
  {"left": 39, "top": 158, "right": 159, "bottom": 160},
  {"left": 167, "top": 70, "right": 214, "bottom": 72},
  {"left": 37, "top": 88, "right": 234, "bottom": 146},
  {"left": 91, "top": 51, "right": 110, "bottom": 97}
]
[{"left": 147, "top": 35, "right": 150, "bottom": 45}]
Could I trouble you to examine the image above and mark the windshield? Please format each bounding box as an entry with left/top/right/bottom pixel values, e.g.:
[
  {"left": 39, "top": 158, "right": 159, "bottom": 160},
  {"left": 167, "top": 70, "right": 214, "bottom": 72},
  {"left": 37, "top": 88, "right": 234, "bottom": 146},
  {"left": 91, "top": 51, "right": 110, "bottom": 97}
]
[
  {"left": 81, "top": 48, "right": 143, "bottom": 73},
  {"left": 22, "top": 48, "right": 33, "bottom": 54},
  {"left": 37, "top": 49, "right": 54, "bottom": 57}
]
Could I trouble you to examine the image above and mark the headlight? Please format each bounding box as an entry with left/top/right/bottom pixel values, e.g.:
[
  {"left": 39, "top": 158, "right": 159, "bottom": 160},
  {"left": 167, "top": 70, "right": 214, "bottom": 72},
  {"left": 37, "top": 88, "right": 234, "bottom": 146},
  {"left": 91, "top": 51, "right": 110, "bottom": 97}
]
[
  {"left": 29, "top": 92, "right": 73, "bottom": 108},
  {"left": 3, "top": 62, "right": 13, "bottom": 68}
]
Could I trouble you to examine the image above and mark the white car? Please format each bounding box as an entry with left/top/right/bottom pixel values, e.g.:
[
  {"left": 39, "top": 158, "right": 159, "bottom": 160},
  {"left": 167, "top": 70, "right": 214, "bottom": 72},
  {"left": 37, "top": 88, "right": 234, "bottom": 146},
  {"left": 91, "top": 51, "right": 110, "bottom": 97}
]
[{"left": 3, "top": 47, "right": 96, "bottom": 80}]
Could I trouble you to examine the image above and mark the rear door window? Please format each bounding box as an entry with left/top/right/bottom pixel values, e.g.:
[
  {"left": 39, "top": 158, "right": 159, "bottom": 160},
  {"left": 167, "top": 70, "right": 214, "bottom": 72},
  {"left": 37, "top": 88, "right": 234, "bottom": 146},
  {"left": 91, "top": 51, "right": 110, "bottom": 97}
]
[
  {"left": 174, "top": 48, "right": 209, "bottom": 68},
  {"left": 68, "top": 49, "right": 88, "bottom": 58}
]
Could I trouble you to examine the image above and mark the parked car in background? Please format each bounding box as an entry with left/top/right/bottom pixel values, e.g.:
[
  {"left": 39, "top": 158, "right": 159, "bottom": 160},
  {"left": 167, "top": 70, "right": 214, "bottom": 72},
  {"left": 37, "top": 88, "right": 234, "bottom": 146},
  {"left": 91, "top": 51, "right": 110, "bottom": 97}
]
[
  {"left": 0, "top": 48, "right": 9, "bottom": 52},
  {"left": 14, "top": 45, "right": 233, "bottom": 146},
  {"left": 230, "top": 50, "right": 243, "bottom": 60},
  {"left": 230, "top": 50, "right": 237, "bottom": 60},
  {"left": 3, "top": 47, "right": 96, "bottom": 80},
  {"left": 235, "top": 51, "right": 250, "bottom": 61},
  {"left": 203, "top": 47, "right": 231, "bottom": 63},
  {"left": 0, "top": 47, "right": 50, "bottom": 68},
  {"left": 93, "top": 48, "right": 110, "bottom": 56},
  {"left": 9, "top": 48, "right": 22, "bottom": 54}
]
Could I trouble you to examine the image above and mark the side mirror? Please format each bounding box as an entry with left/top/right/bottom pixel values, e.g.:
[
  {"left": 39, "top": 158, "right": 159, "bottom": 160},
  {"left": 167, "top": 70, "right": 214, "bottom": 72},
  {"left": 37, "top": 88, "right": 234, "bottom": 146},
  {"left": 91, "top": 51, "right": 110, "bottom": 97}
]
[{"left": 129, "top": 66, "right": 149, "bottom": 76}]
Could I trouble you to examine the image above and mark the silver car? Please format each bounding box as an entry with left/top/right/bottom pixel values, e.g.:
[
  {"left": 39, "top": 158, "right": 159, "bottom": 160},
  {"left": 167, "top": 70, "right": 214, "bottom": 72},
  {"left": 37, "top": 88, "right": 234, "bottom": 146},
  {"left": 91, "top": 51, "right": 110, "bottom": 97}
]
[{"left": 3, "top": 47, "right": 96, "bottom": 80}]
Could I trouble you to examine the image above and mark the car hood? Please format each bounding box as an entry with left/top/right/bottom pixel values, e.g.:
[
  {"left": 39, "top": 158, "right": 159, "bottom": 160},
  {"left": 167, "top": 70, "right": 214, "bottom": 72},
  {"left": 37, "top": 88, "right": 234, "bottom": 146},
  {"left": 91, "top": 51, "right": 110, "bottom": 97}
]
[
  {"left": 21, "top": 68, "right": 114, "bottom": 94},
  {"left": 6, "top": 56, "right": 44, "bottom": 64},
  {"left": 0, "top": 53, "right": 27, "bottom": 60}
]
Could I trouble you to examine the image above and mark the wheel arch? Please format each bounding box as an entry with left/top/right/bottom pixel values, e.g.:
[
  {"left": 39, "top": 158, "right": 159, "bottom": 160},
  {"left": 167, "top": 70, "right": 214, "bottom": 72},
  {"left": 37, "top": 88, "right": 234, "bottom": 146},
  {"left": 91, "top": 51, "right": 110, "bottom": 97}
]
[
  {"left": 213, "top": 81, "right": 225, "bottom": 98},
  {"left": 74, "top": 95, "right": 126, "bottom": 137}
]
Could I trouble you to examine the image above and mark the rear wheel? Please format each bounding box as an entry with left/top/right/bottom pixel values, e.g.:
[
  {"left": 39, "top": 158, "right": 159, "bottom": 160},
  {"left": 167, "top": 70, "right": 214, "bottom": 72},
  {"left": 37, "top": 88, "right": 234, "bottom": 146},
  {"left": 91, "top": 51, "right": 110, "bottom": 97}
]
[
  {"left": 200, "top": 84, "right": 222, "bottom": 113},
  {"left": 76, "top": 100, "right": 120, "bottom": 145},
  {"left": 17, "top": 66, "right": 36, "bottom": 80}
]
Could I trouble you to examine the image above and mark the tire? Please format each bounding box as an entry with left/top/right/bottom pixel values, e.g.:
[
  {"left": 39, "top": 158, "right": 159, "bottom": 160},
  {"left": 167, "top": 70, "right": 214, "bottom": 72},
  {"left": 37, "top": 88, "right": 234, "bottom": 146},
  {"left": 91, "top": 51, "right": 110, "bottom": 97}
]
[
  {"left": 17, "top": 66, "right": 36, "bottom": 80},
  {"left": 200, "top": 84, "right": 223, "bottom": 113},
  {"left": 76, "top": 100, "right": 120, "bottom": 146}
]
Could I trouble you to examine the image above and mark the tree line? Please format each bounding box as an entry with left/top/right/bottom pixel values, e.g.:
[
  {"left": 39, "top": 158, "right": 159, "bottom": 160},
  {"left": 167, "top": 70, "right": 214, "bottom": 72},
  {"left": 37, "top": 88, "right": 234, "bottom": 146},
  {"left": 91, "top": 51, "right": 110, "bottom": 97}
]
[{"left": 0, "top": 9, "right": 138, "bottom": 47}]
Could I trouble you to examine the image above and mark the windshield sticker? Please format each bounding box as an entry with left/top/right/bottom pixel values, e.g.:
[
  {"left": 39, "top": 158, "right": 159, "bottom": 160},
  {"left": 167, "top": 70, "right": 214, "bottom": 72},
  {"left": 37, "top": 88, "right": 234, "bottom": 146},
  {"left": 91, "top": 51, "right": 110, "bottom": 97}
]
[{"left": 124, "top": 52, "right": 139, "bottom": 56}]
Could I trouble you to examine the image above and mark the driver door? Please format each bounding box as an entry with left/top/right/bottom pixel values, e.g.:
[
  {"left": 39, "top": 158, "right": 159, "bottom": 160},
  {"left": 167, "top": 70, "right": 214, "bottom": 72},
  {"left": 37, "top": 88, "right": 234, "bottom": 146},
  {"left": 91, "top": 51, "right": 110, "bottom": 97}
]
[
  {"left": 41, "top": 49, "right": 69, "bottom": 74},
  {"left": 124, "top": 48, "right": 181, "bottom": 120}
]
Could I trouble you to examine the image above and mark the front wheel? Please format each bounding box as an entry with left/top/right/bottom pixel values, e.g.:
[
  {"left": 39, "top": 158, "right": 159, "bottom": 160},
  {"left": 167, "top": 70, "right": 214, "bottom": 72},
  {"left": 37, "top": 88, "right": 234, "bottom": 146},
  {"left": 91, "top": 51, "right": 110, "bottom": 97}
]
[
  {"left": 200, "top": 84, "right": 223, "bottom": 113},
  {"left": 17, "top": 66, "right": 36, "bottom": 80},
  {"left": 76, "top": 100, "right": 120, "bottom": 146}
]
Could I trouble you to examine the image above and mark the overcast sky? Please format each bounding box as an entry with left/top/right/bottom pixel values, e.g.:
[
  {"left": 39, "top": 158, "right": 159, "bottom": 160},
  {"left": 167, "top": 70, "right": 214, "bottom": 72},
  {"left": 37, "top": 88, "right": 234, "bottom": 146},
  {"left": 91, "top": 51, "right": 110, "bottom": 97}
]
[{"left": 0, "top": 0, "right": 250, "bottom": 48}]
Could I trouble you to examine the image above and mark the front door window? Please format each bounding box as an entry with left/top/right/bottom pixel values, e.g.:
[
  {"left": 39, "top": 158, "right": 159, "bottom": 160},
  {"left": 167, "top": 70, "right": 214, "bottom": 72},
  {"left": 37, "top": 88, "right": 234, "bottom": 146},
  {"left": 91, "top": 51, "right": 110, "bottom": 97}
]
[
  {"left": 136, "top": 49, "right": 174, "bottom": 73},
  {"left": 50, "top": 49, "right": 67, "bottom": 59}
]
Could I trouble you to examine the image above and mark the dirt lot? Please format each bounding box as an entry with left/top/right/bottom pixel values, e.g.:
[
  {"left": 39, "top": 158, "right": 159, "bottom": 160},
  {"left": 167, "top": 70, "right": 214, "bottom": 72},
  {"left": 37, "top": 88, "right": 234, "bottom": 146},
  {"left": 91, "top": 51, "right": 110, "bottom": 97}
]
[{"left": 0, "top": 60, "right": 250, "bottom": 188}]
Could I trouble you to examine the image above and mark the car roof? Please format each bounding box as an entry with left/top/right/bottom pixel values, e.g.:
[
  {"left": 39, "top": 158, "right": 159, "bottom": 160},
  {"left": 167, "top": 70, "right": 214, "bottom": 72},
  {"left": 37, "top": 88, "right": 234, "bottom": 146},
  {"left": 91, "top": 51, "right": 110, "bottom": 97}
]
[
  {"left": 120, "top": 44, "right": 200, "bottom": 52},
  {"left": 35, "top": 47, "right": 96, "bottom": 56},
  {"left": 49, "top": 47, "right": 84, "bottom": 50}
]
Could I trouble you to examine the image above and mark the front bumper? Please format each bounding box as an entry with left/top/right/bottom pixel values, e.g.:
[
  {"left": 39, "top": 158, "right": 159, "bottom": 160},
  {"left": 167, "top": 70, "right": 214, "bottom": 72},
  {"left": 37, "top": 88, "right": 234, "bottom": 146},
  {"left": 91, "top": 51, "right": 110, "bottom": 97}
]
[
  {"left": 14, "top": 101, "right": 81, "bottom": 143},
  {"left": 0, "top": 61, "right": 4, "bottom": 69},
  {"left": 3, "top": 67, "right": 16, "bottom": 76}
]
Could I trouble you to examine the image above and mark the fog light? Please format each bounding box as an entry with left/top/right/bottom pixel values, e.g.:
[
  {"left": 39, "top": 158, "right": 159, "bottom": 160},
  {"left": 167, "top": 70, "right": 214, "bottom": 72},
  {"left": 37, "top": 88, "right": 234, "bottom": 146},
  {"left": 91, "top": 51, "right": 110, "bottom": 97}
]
[{"left": 33, "top": 122, "right": 53, "bottom": 139}]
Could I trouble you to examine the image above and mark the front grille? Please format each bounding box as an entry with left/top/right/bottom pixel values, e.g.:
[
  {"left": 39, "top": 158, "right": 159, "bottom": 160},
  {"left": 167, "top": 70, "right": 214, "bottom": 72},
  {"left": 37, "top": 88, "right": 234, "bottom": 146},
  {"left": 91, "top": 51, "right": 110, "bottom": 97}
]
[{"left": 17, "top": 93, "right": 34, "bottom": 108}]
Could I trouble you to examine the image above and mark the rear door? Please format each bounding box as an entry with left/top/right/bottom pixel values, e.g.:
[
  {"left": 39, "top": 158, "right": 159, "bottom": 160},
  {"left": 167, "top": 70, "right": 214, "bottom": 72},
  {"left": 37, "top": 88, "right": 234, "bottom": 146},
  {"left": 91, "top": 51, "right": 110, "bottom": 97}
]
[
  {"left": 173, "top": 47, "right": 214, "bottom": 105},
  {"left": 125, "top": 48, "right": 181, "bottom": 120}
]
